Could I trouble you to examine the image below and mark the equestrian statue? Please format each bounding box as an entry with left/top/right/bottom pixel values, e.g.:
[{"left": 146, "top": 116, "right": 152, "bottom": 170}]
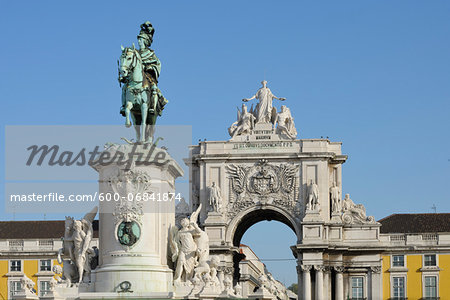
[{"left": 118, "top": 21, "right": 168, "bottom": 143}]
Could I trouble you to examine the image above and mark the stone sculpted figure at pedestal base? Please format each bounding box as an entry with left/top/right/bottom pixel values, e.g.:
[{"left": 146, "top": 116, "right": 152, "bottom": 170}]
[
  {"left": 170, "top": 204, "right": 223, "bottom": 292},
  {"left": 57, "top": 206, "right": 98, "bottom": 286},
  {"left": 20, "top": 275, "right": 36, "bottom": 294}
]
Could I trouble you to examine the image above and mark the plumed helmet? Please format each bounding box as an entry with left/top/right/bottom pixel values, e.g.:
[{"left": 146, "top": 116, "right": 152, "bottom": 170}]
[{"left": 137, "top": 21, "right": 155, "bottom": 47}]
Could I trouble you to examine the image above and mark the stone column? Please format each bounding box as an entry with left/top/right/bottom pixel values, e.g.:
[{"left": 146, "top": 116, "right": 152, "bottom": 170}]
[
  {"left": 314, "top": 265, "right": 324, "bottom": 300},
  {"left": 297, "top": 265, "right": 304, "bottom": 300},
  {"left": 323, "top": 266, "right": 331, "bottom": 299},
  {"left": 302, "top": 265, "right": 312, "bottom": 300},
  {"left": 370, "top": 266, "right": 382, "bottom": 300},
  {"left": 334, "top": 266, "right": 345, "bottom": 300}
]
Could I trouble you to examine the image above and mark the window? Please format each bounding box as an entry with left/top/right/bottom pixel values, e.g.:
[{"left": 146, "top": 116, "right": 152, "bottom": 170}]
[
  {"left": 424, "top": 254, "right": 437, "bottom": 267},
  {"left": 40, "top": 281, "right": 51, "bottom": 297},
  {"left": 424, "top": 276, "right": 437, "bottom": 299},
  {"left": 392, "top": 255, "right": 405, "bottom": 267},
  {"left": 9, "top": 281, "right": 22, "bottom": 299},
  {"left": 392, "top": 276, "right": 405, "bottom": 299},
  {"left": 40, "top": 259, "right": 51, "bottom": 271},
  {"left": 351, "top": 277, "right": 364, "bottom": 300},
  {"left": 10, "top": 260, "right": 21, "bottom": 272}
]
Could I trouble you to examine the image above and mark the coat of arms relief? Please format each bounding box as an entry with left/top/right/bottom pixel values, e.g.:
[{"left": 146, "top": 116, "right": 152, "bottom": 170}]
[
  {"left": 226, "top": 159, "right": 300, "bottom": 218},
  {"left": 105, "top": 169, "right": 150, "bottom": 249}
]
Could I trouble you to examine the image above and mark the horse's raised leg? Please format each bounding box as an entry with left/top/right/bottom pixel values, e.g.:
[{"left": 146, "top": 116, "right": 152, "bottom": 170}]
[
  {"left": 125, "top": 101, "right": 133, "bottom": 128},
  {"left": 140, "top": 102, "right": 148, "bottom": 143}
]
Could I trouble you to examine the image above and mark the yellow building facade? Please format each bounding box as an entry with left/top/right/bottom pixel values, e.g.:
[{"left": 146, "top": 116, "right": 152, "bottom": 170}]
[
  {"left": 0, "top": 220, "right": 98, "bottom": 299},
  {"left": 382, "top": 253, "right": 450, "bottom": 299},
  {"left": 0, "top": 258, "right": 62, "bottom": 299},
  {"left": 380, "top": 213, "right": 450, "bottom": 300}
]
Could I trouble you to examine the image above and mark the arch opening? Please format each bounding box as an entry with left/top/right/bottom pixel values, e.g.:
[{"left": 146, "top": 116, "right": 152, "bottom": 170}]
[
  {"left": 229, "top": 207, "right": 299, "bottom": 295},
  {"left": 232, "top": 208, "right": 298, "bottom": 247}
]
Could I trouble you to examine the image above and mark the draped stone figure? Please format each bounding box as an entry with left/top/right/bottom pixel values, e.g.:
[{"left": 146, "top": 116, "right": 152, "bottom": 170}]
[
  {"left": 275, "top": 105, "right": 297, "bottom": 139},
  {"left": 169, "top": 204, "right": 222, "bottom": 288},
  {"left": 192, "top": 220, "right": 211, "bottom": 283},
  {"left": 58, "top": 206, "right": 98, "bottom": 285},
  {"left": 243, "top": 80, "right": 285, "bottom": 124},
  {"left": 228, "top": 104, "right": 255, "bottom": 138},
  {"left": 341, "top": 193, "right": 375, "bottom": 224},
  {"left": 170, "top": 205, "right": 204, "bottom": 284}
]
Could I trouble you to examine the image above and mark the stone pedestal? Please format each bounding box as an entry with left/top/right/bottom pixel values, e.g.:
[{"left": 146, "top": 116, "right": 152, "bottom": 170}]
[
  {"left": 330, "top": 212, "right": 342, "bottom": 223},
  {"left": 40, "top": 291, "right": 65, "bottom": 300},
  {"left": 197, "top": 284, "right": 222, "bottom": 300},
  {"left": 90, "top": 144, "right": 184, "bottom": 295},
  {"left": 249, "top": 287, "right": 275, "bottom": 300},
  {"left": 303, "top": 210, "right": 322, "bottom": 222},
  {"left": 204, "top": 212, "right": 227, "bottom": 246},
  {"left": 13, "top": 291, "right": 39, "bottom": 300}
]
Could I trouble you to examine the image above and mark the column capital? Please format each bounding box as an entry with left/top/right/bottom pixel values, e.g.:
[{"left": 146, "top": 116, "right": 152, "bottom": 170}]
[
  {"left": 334, "top": 266, "right": 345, "bottom": 273},
  {"left": 301, "top": 264, "right": 313, "bottom": 272},
  {"left": 314, "top": 265, "right": 326, "bottom": 272},
  {"left": 370, "top": 266, "right": 381, "bottom": 274}
]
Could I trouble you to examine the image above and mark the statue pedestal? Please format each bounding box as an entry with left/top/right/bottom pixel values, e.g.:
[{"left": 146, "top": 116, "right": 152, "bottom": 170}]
[
  {"left": 198, "top": 284, "right": 222, "bottom": 300},
  {"left": 249, "top": 287, "right": 275, "bottom": 300},
  {"left": 204, "top": 212, "right": 227, "bottom": 246},
  {"left": 90, "top": 144, "right": 184, "bottom": 295},
  {"left": 330, "top": 212, "right": 342, "bottom": 223},
  {"left": 303, "top": 209, "right": 322, "bottom": 222}
]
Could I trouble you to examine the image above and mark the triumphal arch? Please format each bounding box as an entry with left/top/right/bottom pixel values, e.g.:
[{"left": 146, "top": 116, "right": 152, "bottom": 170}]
[{"left": 185, "top": 81, "right": 383, "bottom": 300}]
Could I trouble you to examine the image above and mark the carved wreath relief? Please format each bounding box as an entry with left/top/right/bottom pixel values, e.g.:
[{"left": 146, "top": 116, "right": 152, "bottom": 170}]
[{"left": 226, "top": 159, "right": 299, "bottom": 217}]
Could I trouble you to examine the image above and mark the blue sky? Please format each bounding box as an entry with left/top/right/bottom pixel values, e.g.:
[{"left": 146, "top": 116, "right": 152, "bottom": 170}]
[{"left": 2, "top": 0, "right": 450, "bottom": 286}]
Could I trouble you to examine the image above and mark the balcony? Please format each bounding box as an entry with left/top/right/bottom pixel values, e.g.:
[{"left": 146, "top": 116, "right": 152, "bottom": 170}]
[{"left": 0, "top": 239, "right": 62, "bottom": 252}]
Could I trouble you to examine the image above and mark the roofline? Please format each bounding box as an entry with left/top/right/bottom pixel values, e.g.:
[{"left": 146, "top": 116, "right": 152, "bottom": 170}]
[{"left": 378, "top": 212, "right": 450, "bottom": 223}]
